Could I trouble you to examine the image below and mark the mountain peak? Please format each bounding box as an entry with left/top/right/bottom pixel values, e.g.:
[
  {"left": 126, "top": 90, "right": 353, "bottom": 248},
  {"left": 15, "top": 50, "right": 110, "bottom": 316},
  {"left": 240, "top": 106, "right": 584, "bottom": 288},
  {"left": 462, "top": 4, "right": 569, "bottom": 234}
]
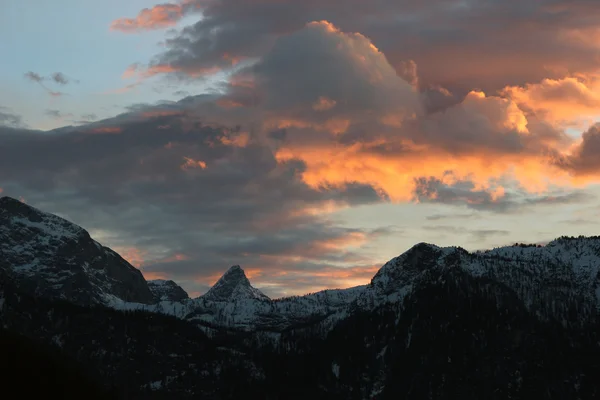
[
  {"left": 202, "top": 265, "right": 269, "bottom": 302},
  {"left": 369, "top": 242, "right": 452, "bottom": 293},
  {"left": 147, "top": 279, "right": 189, "bottom": 302},
  {"left": 0, "top": 196, "right": 87, "bottom": 240},
  {"left": 224, "top": 264, "right": 244, "bottom": 276},
  {"left": 0, "top": 197, "right": 155, "bottom": 306},
  {"left": 0, "top": 196, "right": 37, "bottom": 217}
]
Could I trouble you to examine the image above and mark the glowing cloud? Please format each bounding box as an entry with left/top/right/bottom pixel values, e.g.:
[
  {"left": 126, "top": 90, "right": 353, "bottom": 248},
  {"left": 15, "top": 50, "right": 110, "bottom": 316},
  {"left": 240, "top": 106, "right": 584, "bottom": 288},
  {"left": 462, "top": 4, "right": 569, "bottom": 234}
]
[{"left": 110, "top": 4, "right": 186, "bottom": 33}]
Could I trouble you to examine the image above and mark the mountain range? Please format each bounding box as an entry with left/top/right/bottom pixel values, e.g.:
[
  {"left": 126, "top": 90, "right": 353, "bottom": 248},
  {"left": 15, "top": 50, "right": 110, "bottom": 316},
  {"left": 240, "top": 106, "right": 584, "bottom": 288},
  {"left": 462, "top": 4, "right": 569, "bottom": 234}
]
[{"left": 0, "top": 195, "right": 599, "bottom": 399}]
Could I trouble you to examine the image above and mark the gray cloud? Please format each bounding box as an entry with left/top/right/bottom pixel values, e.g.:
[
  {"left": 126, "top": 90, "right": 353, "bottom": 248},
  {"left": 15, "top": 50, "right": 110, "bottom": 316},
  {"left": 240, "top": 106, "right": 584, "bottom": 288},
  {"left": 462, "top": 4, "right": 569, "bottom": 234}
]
[
  {"left": 77, "top": 113, "right": 99, "bottom": 123},
  {"left": 10, "top": 2, "right": 600, "bottom": 295},
  {"left": 45, "top": 109, "right": 74, "bottom": 119},
  {"left": 423, "top": 225, "right": 510, "bottom": 242},
  {"left": 554, "top": 124, "right": 600, "bottom": 175},
  {"left": 46, "top": 110, "right": 100, "bottom": 125},
  {"left": 413, "top": 176, "right": 594, "bottom": 213},
  {"left": 51, "top": 72, "right": 71, "bottom": 85},
  {"left": 0, "top": 103, "right": 385, "bottom": 295},
  {"left": 24, "top": 71, "right": 66, "bottom": 97},
  {"left": 0, "top": 107, "right": 26, "bottom": 128},
  {"left": 142, "top": 0, "right": 600, "bottom": 95},
  {"left": 425, "top": 212, "right": 479, "bottom": 221}
]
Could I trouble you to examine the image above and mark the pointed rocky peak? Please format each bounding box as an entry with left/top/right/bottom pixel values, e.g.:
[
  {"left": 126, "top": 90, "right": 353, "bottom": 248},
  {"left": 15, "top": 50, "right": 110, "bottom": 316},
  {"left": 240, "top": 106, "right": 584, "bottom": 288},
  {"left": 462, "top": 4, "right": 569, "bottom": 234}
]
[{"left": 202, "top": 265, "right": 270, "bottom": 302}]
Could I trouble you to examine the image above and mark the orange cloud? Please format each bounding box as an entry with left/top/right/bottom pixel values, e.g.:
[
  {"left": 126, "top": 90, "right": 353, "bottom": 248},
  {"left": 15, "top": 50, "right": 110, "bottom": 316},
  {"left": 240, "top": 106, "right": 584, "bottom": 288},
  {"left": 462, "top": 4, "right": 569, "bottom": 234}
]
[
  {"left": 141, "top": 271, "right": 170, "bottom": 281},
  {"left": 272, "top": 86, "right": 578, "bottom": 201},
  {"left": 217, "top": 99, "right": 245, "bottom": 109},
  {"left": 114, "top": 246, "right": 147, "bottom": 268},
  {"left": 191, "top": 21, "right": 596, "bottom": 202},
  {"left": 141, "top": 64, "right": 179, "bottom": 78},
  {"left": 312, "top": 231, "right": 368, "bottom": 251},
  {"left": 219, "top": 131, "right": 250, "bottom": 147},
  {"left": 312, "top": 96, "right": 337, "bottom": 111},
  {"left": 124, "top": 63, "right": 224, "bottom": 80},
  {"left": 122, "top": 64, "right": 140, "bottom": 79},
  {"left": 110, "top": 4, "right": 185, "bottom": 33},
  {"left": 103, "top": 82, "right": 141, "bottom": 95},
  {"left": 502, "top": 74, "right": 600, "bottom": 127},
  {"left": 146, "top": 253, "right": 191, "bottom": 265},
  {"left": 181, "top": 157, "right": 207, "bottom": 170}
]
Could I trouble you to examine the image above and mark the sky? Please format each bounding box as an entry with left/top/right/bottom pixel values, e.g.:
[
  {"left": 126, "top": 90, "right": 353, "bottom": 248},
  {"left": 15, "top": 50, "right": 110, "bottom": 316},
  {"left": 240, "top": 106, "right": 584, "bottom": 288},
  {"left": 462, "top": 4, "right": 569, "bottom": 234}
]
[{"left": 1, "top": 0, "right": 600, "bottom": 298}]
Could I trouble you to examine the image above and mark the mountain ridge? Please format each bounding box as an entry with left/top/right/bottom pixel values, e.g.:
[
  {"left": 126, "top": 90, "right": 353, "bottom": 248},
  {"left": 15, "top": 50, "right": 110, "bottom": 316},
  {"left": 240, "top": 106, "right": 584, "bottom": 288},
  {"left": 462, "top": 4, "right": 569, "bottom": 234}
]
[
  {"left": 2, "top": 195, "right": 600, "bottom": 333},
  {"left": 1, "top": 196, "right": 600, "bottom": 398}
]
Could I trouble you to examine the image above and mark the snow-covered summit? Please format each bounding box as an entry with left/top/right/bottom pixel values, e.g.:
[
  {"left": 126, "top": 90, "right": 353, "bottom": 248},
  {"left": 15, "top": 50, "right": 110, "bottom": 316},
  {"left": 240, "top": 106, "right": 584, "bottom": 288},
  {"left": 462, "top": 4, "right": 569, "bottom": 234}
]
[
  {"left": 201, "top": 265, "right": 269, "bottom": 302},
  {"left": 0, "top": 196, "right": 155, "bottom": 306},
  {"left": 370, "top": 242, "right": 462, "bottom": 291},
  {"left": 0, "top": 196, "right": 86, "bottom": 241}
]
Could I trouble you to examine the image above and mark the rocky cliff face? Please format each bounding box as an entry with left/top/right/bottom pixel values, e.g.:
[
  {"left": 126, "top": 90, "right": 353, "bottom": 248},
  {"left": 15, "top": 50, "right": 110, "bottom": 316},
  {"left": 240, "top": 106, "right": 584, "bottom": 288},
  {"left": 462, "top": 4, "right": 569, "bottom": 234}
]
[{"left": 0, "top": 196, "right": 155, "bottom": 306}]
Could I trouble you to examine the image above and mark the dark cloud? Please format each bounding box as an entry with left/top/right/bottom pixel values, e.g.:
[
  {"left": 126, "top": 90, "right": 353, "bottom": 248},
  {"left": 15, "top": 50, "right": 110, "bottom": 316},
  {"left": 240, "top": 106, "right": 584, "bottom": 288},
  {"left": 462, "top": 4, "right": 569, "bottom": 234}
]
[
  {"left": 554, "top": 124, "right": 600, "bottom": 175},
  {"left": 24, "top": 71, "right": 66, "bottom": 97},
  {"left": 51, "top": 72, "right": 71, "bottom": 85},
  {"left": 11, "top": 3, "right": 600, "bottom": 295},
  {"left": 24, "top": 71, "right": 44, "bottom": 83},
  {"left": 523, "top": 191, "right": 594, "bottom": 206},
  {"left": 0, "top": 103, "right": 385, "bottom": 294},
  {"left": 0, "top": 107, "right": 26, "bottom": 128},
  {"left": 413, "top": 176, "right": 594, "bottom": 213},
  {"left": 249, "top": 21, "right": 418, "bottom": 122},
  {"left": 140, "top": 0, "right": 600, "bottom": 94}
]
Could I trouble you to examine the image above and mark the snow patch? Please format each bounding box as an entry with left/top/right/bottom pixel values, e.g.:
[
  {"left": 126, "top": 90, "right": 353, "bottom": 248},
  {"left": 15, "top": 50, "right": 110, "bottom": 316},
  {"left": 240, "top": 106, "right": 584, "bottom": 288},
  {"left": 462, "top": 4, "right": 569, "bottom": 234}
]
[{"left": 331, "top": 362, "right": 340, "bottom": 378}]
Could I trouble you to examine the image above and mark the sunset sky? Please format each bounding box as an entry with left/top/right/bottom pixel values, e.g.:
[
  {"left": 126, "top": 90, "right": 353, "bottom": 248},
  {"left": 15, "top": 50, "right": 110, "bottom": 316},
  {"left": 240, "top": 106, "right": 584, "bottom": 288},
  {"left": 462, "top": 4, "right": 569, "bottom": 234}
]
[{"left": 2, "top": 0, "right": 600, "bottom": 297}]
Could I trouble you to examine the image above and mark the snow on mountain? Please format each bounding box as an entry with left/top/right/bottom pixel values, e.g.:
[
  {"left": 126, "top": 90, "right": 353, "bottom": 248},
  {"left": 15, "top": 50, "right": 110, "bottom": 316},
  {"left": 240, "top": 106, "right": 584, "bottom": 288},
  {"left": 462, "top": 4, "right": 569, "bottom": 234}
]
[
  {"left": 202, "top": 265, "right": 269, "bottom": 302},
  {"left": 0, "top": 196, "right": 155, "bottom": 306},
  {"left": 2, "top": 196, "right": 599, "bottom": 335},
  {"left": 148, "top": 279, "right": 190, "bottom": 302},
  {"left": 108, "top": 238, "right": 600, "bottom": 334},
  {"left": 183, "top": 267, "right": 364, "bottom": 332}
]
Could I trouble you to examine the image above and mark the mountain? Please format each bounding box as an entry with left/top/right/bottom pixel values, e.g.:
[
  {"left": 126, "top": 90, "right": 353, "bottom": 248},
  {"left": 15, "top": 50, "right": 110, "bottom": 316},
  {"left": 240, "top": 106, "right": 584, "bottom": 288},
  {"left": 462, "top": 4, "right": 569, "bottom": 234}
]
[
  {"left": 0, "top": 196, "right": 155, "bottom": 306},
  {"left": 1, "top": 197, "right": 599, "bottom": 399},
  {"left": 202, "top": 265, "right": 269, "bottom": 302},
  {"left": 148, "top": 279, "right": 190, "bottom": 302}
]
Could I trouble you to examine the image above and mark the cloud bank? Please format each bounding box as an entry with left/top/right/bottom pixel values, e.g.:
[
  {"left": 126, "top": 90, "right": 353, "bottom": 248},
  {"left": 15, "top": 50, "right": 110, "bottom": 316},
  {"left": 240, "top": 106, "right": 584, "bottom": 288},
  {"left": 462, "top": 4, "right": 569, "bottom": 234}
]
[{"left": 4, "top": 1, "right": 600, "bottom": 296}]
